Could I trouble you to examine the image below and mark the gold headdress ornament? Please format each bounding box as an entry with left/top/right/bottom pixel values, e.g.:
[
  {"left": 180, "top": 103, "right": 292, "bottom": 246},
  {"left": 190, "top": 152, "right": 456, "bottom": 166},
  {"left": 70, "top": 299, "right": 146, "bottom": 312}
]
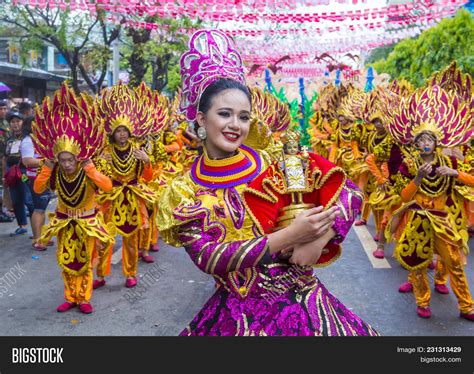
[
  {"left": 244, "top": 86, "right": 291, "bottom": 150},
  {"left": 32, "top": 82, "right": 106, "bottom": 161},
  {"left": 388, "top": 79, "right": 415, "bottom": 97},
  {"left": 135, "top": 82, "right": 171, "bottom": 138},
  {"left": 169, "top": 89, "right": 187, "bottom": 130},
  {"left": 387, "top": 84, "right": 472, "bottom": 147},
  {"left": 336, "top": 86, "right": 366, "bottom": 121},
  {"left": 95, "top": 81, "right": 154, "bottom": 137},
  {"left": 361, "top": 86, "right": 401, "bottom": 125},
  {"left": 280, "top": 128, "right": 301, "bottom": 145},
  {"left": 427, "top": 60, "right": 473, "bottom": 110},
  {"left": 314, "top": 84, "right": 337, "bottom": 113}
]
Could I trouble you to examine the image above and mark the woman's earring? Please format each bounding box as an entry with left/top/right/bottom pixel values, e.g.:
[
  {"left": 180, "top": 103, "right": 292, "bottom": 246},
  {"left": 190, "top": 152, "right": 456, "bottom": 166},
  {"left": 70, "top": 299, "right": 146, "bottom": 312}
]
[{"left": 197, "top": 127, "right": 207, "bottom": 140}]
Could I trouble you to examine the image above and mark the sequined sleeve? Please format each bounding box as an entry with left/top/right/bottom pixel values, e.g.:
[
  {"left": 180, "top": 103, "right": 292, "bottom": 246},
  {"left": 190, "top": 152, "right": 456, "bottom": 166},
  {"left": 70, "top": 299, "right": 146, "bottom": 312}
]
[
  {"left": 178, "top": 218, "right": 271, "bottom": 276},
  {"left": 156, "top": 173, "right": 198, "bottom": 247},
  {"left": 331, "top": 179, "right": 363, "bottom": 244}
]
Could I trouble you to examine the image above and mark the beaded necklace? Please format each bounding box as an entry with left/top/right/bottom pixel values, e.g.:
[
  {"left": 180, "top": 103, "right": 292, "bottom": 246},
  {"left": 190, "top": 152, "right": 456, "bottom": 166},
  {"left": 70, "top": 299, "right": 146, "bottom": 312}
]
[
  {"left": 111, "top": 142, "right": 136, "bottom": 176},
  {"left": 416, "top": 153, "right": 452, "bottom": 197},
  {"left": 56, "top": 167, "right": 87, "bottom": 208}
]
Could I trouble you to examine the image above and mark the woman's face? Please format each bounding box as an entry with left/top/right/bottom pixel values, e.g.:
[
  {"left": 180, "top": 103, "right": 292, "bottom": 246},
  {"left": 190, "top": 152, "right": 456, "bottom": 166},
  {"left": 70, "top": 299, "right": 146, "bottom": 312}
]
[
  {"left": 58, "top": 152, "right": 78, "bottom": 175},
  {"left": 113, "top": 126, "right": 130, "bottom": 145},
  {"left": 10, "top": 118, "right": 23, "bottom": 134},
  {"left": 196, "top": 89, "right": 251, "bottom": 159},
  {"left": 415, "top": 133, "right": 436, "bottom": 155}
]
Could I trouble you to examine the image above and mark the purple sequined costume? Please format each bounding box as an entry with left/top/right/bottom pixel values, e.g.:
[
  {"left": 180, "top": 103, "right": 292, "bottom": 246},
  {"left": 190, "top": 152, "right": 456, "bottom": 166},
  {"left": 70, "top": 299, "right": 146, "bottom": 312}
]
[{"left": 159, "top": 148, "right": 379, "bottom": 337}]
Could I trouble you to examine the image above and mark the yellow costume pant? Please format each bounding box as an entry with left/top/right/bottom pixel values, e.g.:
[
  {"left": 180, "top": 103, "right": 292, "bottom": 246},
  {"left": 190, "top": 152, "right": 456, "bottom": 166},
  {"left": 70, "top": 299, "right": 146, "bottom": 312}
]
[
  {"left": 122, "top": 233, "right": 139, "bottom": 277},
  {"left": 96, "top": 242, "right": 112, "bottom": 278},
  {"left": 95, "top": 233, "right": 139, "bottom": 278},
  {"left": 61, "top": 237, "right": 95, "bottom": 304},
  {"left": 408, "top": 236, "right": 473, "bottom": 313}
]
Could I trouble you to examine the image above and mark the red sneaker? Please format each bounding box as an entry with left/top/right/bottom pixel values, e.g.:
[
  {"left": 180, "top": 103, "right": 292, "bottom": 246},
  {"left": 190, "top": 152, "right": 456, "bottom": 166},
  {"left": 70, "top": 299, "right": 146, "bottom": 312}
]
[
  {"left": 354, "top": 219, "right": 366, "bottom": 226},
  {"left": 434, "top": 283, "right": 449, "bottom": 294},
  {"left": 373, "top": 233, "right": 380, "bottom": 242},
  {"left": 125, "top": 277, "right": 137, "bottom": 288},
  {"left": 79, "top": 303, "right": 93, "bottom": 314},
  {"left": 373, "top": 247, "right": 385, "bottom": 259},
  {"left": 416, "top": 306, "right": 431, "bottom": 319},
  {"left": 398, "top": 282, "right": 413, "bottom": 293},
  {"left": 460, "top": 311, "right": 474, "bottom": 322},
  {"left": 150, "top": 243, "right": 160, "bottom": 252},
  {"left": 142, "top": 254, "right": 154, "bottom": 263},
  {"left": 93, "top": 279, "right": 106, "bottom": 289},
  {"left": 47, "top": 240, "right": 54, "bottom": 246},
  {"left": 57, "top": 301, "right": 76, "bottom": 313}
]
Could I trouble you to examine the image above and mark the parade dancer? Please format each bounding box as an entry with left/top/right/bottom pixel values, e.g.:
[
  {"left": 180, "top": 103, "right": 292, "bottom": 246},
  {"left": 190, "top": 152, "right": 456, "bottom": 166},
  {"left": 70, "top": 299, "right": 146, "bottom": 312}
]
[
  {"left": 361, "top": 89, "right": 404, "bottom": 257},
  {"left": 386, "top": 84, "right": 474, "bottom": 320},
  {"left": 32, "top": 84, "right": 114, "bottom": 313},
  {"left": 93, "top": 82, "right": 157, "bottom": 288},
  {"left": 158, "top": 29, "right": 378, "bottom": 336}
]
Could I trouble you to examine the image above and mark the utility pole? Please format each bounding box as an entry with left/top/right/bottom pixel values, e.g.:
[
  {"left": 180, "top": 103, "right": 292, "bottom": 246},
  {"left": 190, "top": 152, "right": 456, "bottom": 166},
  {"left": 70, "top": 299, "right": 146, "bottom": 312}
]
[{"left": 112, "top": 39, "right": 120, "bottom": 84}]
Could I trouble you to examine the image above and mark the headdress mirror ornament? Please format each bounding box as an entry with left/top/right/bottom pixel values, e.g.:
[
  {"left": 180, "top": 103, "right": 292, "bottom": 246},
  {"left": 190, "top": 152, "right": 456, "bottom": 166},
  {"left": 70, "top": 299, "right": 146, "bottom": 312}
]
[
  {"left": 32, "top": 83, "right": 106, "bottom": 161},
  {"left": 179, "top": 29, "right": 246, "bottom": 122}
]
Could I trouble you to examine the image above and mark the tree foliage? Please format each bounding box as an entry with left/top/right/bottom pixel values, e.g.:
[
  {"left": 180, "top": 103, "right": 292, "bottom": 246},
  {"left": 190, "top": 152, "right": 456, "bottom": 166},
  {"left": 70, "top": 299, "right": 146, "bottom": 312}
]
[
  {"left": 0, "top": 0, "right": 122, "bottom": 93},
  {"left": 368, "top": 9, "right": 474, "bottom": 87},
  {"left": 121, "top": 16, "right": 200, "bottom": 93}
]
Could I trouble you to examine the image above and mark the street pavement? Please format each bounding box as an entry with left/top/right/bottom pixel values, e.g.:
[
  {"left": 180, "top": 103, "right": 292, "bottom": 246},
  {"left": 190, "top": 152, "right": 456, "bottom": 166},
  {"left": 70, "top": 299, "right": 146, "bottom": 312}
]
[{"left": 0, "top": 198, "right": 473, "bottom": 336}]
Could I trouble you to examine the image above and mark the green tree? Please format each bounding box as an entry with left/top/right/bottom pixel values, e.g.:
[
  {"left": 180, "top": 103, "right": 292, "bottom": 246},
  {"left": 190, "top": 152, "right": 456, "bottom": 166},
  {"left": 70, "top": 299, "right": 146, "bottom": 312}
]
[
  {"left": 368, "top": 9, "right": 474, "bottom": 86},
  {"left": 121, "top": 16, "right": 200, "bottom": 93},
  {"left": 0, "top": 0, "right": 122, "bottom": 93}
]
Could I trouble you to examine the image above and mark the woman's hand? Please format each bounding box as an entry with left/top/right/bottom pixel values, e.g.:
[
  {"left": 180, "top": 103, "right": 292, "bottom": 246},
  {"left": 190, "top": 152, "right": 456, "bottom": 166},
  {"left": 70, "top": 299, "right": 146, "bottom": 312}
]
[
  {"left": 267, "top": 205, "right": 339, "bottom": 255},
  {"left": 288, "top": 239, "right": 323, "bottom": 267},
  {"left": 133, "top": 149, "right": 150, "bottom": 165},
  {"left": 287, "top": 205, "right": 339, "bottom": 245},
  {"left": 436, "top": 165, "right": 458, "bottom": 177},
  {"left": 103, "top": 153, "right": 112, "bottom": 163}
]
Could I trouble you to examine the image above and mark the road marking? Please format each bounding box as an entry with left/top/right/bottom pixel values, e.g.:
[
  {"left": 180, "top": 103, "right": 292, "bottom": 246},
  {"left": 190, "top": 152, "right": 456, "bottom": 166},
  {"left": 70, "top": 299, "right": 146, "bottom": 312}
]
[
  {"left": 111, "top": 247, "right": 122, "bottom": 265},
  {"left": 352, "top": 225, "right": 391, "bottom": 269}
]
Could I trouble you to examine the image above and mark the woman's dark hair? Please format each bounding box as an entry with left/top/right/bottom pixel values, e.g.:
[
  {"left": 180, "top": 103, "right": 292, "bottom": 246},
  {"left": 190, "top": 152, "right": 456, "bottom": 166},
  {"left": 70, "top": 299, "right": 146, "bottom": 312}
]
[
  {"left": 194, "top": 78, "right": 251, "bottom": 132},
  {"left": 21, "top": 116, "right": 35, "bottom": 137}
]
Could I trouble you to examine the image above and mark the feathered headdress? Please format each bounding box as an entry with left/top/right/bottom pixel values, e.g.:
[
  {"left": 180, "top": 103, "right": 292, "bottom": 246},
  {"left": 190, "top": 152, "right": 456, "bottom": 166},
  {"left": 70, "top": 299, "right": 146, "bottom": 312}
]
[
  {"left": 428, "top": 61, "right": 473, "bottom": 110},
  {"left": 387, "top": 84, "right": 472, "bottom": 147},
  {"left": 134, "top": 82, "right": 170, "bottom": 137},
  {"left": 244, "top": 87, "right": 291, "bottom": 150},
  {"left": 32, "top": 83, "right": 106, "bottom": 161},
  {"left": 179, "top": 29, "right": 246, "bottom": 121},
  {"left": 388, "top": 79, "right": 414, "bottom": 97},
  {"left": 337, "top": 87, "right": 366, "bottom": 121},
  {"left": 361, "top": 87, "right": 401, "bottom": 125},
  {"left": 95, "top": 81, "right": 154, "bottom": 137}
]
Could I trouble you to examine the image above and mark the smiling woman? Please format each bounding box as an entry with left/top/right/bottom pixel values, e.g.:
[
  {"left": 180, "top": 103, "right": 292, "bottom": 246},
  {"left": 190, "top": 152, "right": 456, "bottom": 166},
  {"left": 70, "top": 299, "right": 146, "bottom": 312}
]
[{"left": 157, "top": 29, "right": 378, "bottom": 336}]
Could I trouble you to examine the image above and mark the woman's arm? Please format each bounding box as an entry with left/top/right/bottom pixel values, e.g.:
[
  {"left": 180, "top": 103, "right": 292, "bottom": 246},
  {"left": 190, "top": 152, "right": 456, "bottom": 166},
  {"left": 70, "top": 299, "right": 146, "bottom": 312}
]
[
  {"left": 179, "top": 205, "right": 339, "bottom": 276},
  {"left": 21, "top": 157, "right": 41, "bottom": 168}
]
